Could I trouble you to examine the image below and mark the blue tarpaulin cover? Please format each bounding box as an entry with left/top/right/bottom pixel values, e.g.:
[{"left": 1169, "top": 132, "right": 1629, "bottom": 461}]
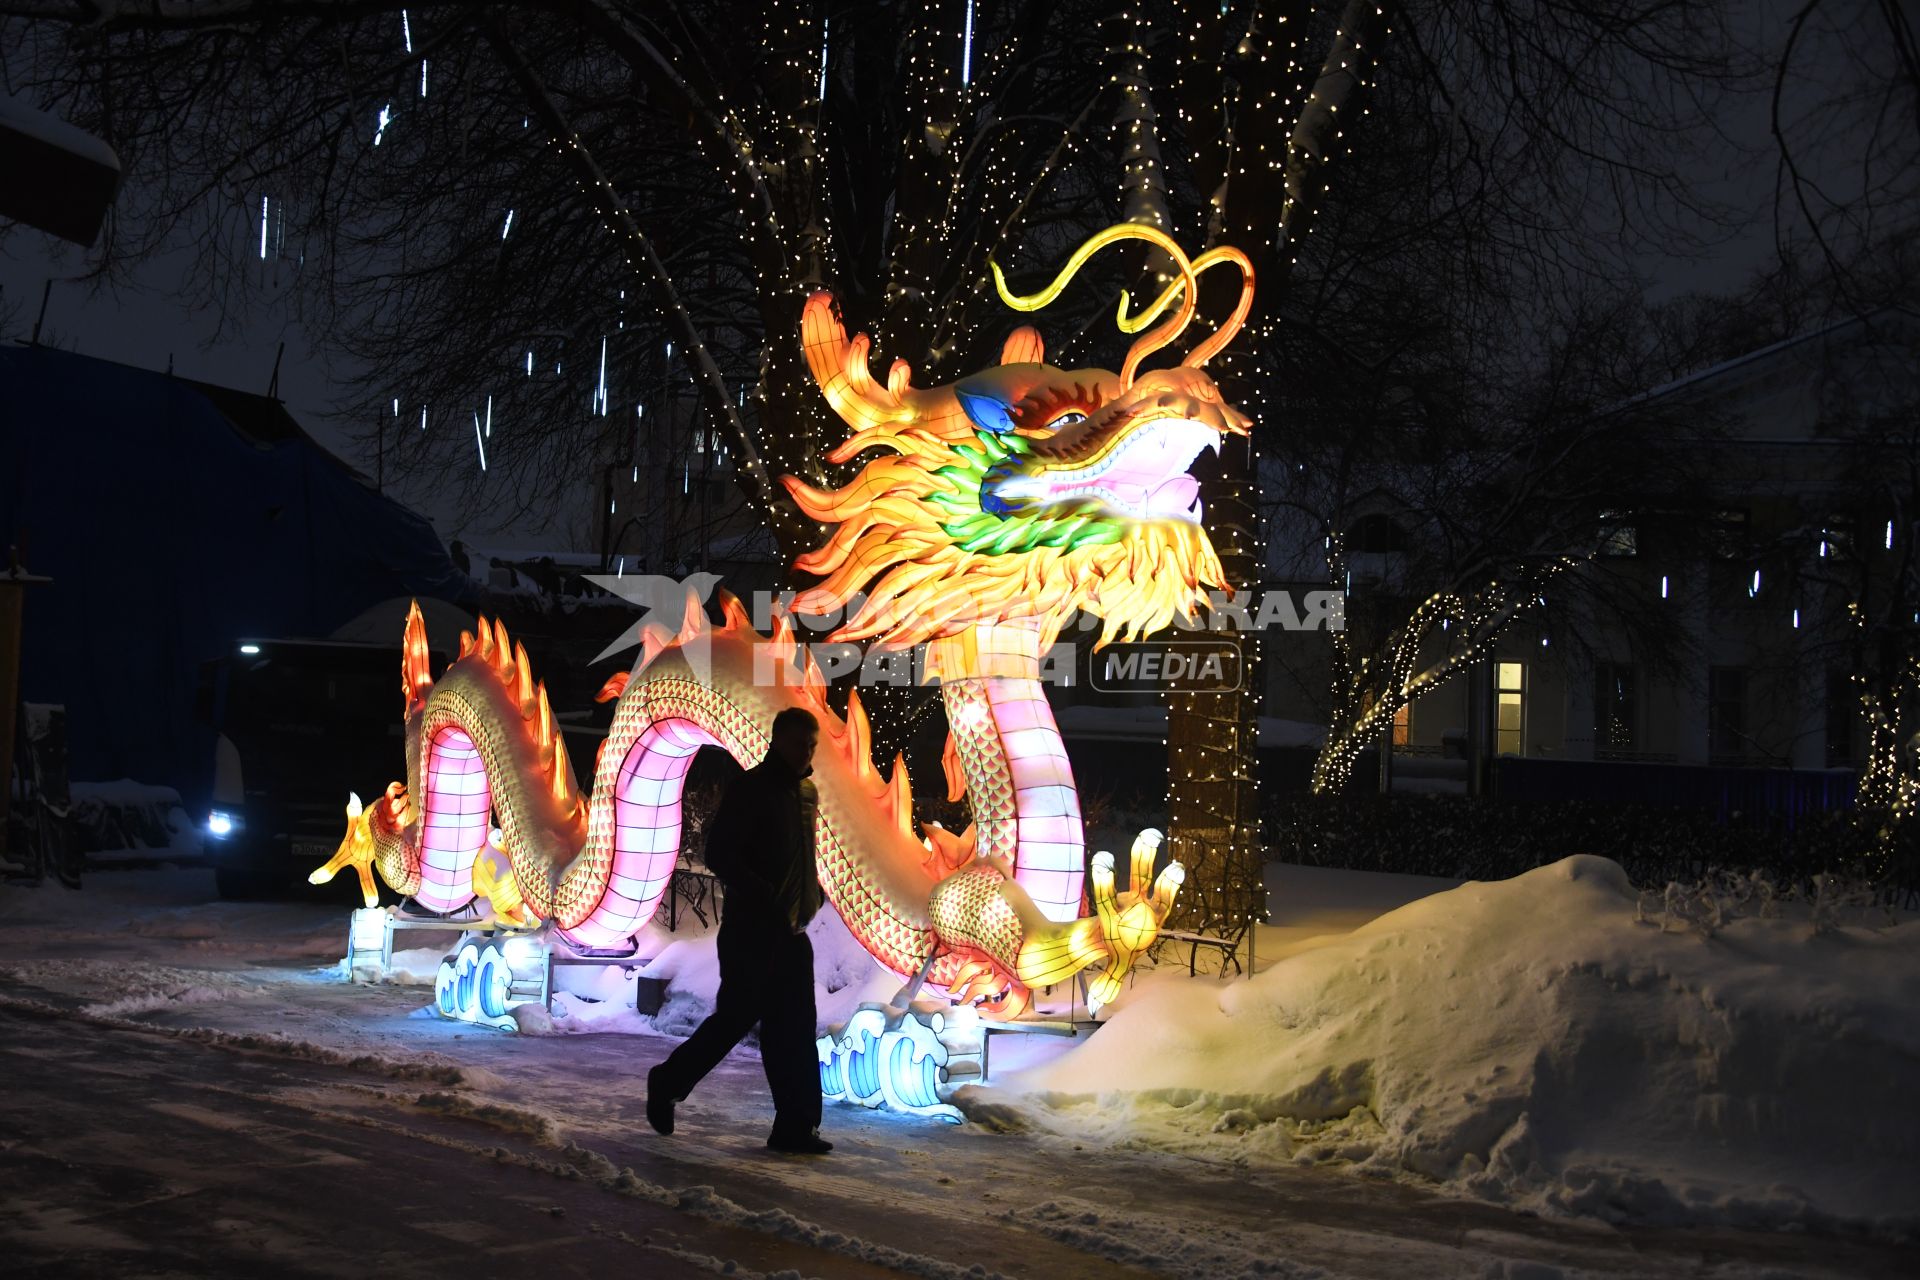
[{"left": 0, "top": 345, "right": 469, "bottom": 797}]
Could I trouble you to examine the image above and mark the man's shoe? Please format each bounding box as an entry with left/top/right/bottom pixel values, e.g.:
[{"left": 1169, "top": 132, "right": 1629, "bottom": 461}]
[
  {"left": 767, "top": 1129, "right": 833, "bottom": 1155},
  {"left": 645, "top": 1067, "right": 675, "bottom": 1136}
]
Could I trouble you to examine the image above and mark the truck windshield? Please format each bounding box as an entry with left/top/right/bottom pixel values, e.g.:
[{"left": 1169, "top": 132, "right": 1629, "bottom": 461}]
[{"left": 223, "top": 647, "right": 402, "bottom": 740}]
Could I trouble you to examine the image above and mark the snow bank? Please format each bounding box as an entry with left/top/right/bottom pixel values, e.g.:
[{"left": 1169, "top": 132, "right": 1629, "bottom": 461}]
[
  {"left": 0, "top": 868, "right": 343, "bottom": 961},
  {"left": 982, "top": 855, "right": 1920, "bottom": 1235},
  {"left": 0, "top": 985, "right": 504, "bottom": 1090},
  {"left": 636, "top": 934, "right": 724, "bottom": 1036},
  {"left": 69, "top": 779, "right": 198, "bottom": 855},
  {"left": 512, "top": 899, "right": 893, "bottom": 1038}
]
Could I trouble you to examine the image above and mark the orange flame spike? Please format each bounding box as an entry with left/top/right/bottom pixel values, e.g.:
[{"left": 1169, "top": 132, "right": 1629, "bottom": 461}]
[
  {"left": 513, "top": 642, "right": 536, "bottom": 712},
  {"left": 639, "top": 624, "right": 673, "bottom": 670},
  {"left": 942, "top": 729, "right": 968, "bottom": 802},
  {"left": 458, "top": 629, "right": 475, "bottom": 659},
  {"left": 535, "top": 682, "right": 557, "bottom": 758},
  {"left": 401, "top": 600, "right": 433, "bottom": 710},
  {"left": 800, "top": 645, "right": 829, "bottom": 707},
  {"left": 677, "top": 588, "right": 706, "bottom": 645},
  {"left": 844, "top": 687, "right": 874, "bottom": 776},
  {"left": 769, "top": 609, "right": 797, "bottom": 664},
  {"left": 885, "top": 752, "right": 913, "bottom": 837},
  {"left": 491, "top": 618, "right": 513, "bottom": 671},
  {"left": 549, "top": 733, "right": 573, "bottom": 803},
  {"left": 595, "top": 671, "right": 631, "bottom": 703},
  {"left": 923, "top": 821, "right": 978, "bottom": 876},
  {"left": 716, "top": 587, "right": 753, "bottom": 632},
  {"left": 474, "top": 616, "right": 494, "bottom": 661}
]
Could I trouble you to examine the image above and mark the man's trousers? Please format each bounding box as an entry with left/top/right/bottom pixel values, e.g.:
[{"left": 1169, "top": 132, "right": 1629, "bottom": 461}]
[{"left": 652, "top": 919, "right": 821, "bottom": 1136}]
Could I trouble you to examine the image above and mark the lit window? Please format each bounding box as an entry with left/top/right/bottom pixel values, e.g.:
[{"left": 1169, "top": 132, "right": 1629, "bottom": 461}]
[
  {"left": 1391, "top": 702, "right": 1410, "bottom": 748},
  {"left": 1594, "top": 664, "right": 1636, "bottom": 756},
  {"left": 1497, "top": 662, "right": 1524, "bottom": 756}
]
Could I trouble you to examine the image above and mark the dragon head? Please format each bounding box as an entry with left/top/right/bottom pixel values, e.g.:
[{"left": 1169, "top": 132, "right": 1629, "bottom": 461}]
[{"left": 783, "top": 225, "right": 1254, "bottom": 651}]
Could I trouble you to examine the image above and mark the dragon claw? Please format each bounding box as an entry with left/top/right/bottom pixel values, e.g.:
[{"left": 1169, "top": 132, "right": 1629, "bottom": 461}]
[
  {"left": 1084, "top": 827, "right": 1182, "bottom": 1011},
  {"left": 310, "top": 788, "right": 395, "bottom": 909}
]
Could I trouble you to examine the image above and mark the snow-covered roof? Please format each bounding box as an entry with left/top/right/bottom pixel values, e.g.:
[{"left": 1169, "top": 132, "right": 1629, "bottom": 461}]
[
  {"left": 1624, "top": 305, "right": 1920, "bottom": 408},
  {"left": 0, "top": 94, "right": 121, "bottom": 172}
]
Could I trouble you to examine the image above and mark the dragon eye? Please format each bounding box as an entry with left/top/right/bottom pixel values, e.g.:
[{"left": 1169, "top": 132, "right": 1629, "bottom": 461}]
[{"left": 1047, "top": 411, "right": 1087, "bottom": 431}]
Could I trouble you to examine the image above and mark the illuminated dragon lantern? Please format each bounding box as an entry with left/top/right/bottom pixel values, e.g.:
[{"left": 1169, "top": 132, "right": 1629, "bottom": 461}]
[{"left": 313, "top": 225, "right": 1253, "bottom": 1021}]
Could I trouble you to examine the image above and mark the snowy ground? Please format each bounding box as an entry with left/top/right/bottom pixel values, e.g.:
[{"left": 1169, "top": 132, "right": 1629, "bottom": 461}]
[{"left": 0, "top": 859, "right": 1913, "bottom": 1279}]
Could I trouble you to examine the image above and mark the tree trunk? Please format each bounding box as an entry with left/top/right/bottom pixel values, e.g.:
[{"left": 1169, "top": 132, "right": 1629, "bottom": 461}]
[
  {"left": 1163, "top": 433, "right": 1266, "bottom": 942},
  {"left": 1160, "top": 0, "right": 1388, "bottom": 945}
]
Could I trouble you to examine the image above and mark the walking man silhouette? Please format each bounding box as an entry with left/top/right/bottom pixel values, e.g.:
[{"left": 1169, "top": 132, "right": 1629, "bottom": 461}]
[{"left": 647, "top": 707, "right": 830, "bottom": 1153}]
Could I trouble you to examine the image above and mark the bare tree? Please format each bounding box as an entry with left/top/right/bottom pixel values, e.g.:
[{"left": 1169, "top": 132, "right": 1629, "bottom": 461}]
[
  {"left": 1261, "top": 276, "right": 1719, "bottom": 792},
  {"left": 2, "top": 0, "right": 1748, "bottom": 930},
  {"left": 1594, "top": 235, "right": 1920, "bottom": 876},
  {"left": 1746, "top": 285, "right": 1920, "bottom": 870},
  {"left": 1768, "top": 0, "right": 1920, "bottom": 300}
]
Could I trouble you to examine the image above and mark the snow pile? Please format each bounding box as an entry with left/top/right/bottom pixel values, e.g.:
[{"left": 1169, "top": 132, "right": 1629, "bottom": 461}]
[
  {"left": 514, "top": 988, "right": 659, "bottom": 1036},
  {"left": 509, "top": 898, "right": 893, "bottom": 1038},
  {"left": 382, "top": 945, "right": 450, "bottom": 985},
  {"left": 808, "top": 904, "right": 899, "bottom": 1026},
  {"left": 983, "top": 855, "right": 1920, "bottom": 1235},
  {"left": 632, "top": 934, "right": 723, "bottom": 1036},
  {"left": 68, "top": 780, "right": 198, "bottom": 855},
  {"left": 512, "top": 964, "right": 661, "bottom": 1036}
]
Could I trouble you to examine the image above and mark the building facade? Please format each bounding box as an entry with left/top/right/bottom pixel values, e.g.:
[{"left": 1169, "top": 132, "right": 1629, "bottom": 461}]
[{"left": 1259, "top": 308, "right": 1919, "bottom": 792}]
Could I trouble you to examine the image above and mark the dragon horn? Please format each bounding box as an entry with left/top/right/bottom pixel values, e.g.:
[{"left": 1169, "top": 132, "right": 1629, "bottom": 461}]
[
  {"left": 887, "top": 358, "right": 913, "bottom": 396},
  {"left": 802, "top": 292, "right": 911, "bottom": 431},
  {"left": 991, "top": 223, "right": 1199, "bottom": 388},
  {"left": 1115, "top": 246, "right": 1256, "bottom": 371},
  {"left": 999, "top": 325, "right": 1044, "bottom": 365}
]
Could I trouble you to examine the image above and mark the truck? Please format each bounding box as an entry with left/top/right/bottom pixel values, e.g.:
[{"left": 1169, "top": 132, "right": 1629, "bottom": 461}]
[{"left": 197, "top": 636, "right": 434, "bottom": 900}]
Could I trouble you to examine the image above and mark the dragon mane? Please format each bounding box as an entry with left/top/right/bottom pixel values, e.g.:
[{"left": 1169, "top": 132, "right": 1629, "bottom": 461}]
[{"left": 782, "top": 226, "right": 1253, "bottom": 653}]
